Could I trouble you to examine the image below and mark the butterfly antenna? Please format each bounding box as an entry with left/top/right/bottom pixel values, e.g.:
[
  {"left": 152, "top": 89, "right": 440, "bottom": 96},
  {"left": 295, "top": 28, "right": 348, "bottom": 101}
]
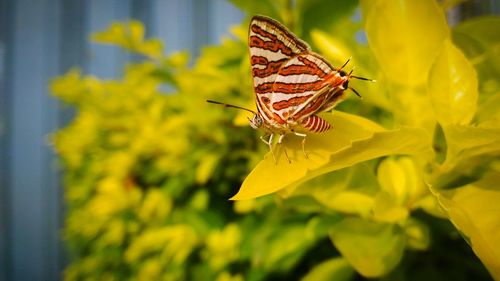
[
  {"left": 206, "top": 100, "right": 257, "bottom": 114},
  {"left": 351, "top": 75, "right": 376, "bottom": 82},
  {"left": 345, "top": 65, "right": 376, "bottom": 82},
  {"left": 348, "top": 87, "right": 362, "bottom": 98},
  {"left": 339, "top": 56, "right": 351, "bottom": 71}
]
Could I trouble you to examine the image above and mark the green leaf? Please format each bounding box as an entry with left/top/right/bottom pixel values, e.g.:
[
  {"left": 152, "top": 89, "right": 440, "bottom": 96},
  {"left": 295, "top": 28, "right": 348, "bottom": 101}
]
[
  {"left": 301, "top": 257, "right": 354, "bottom": 281},
  {"left": 228, "top": 0, "right": 280, "bottom": 22},
  {"left": 255, "top": 224, "right": 316, "bottom": 271},
  {"left": 432, "top": 172, "right": 500, "bottom": 280},
  {"left": 279, "top": 195, "right": 325, "bottom": 213},
  {"left": 441, "top": 0, "right": 467, "bottom": 10},
  {"left": 231, "top": 111, "right": 433, "bottom": 200},
  {"left": 452, "top": 16, "right": 500, "bottom": 123},
  {"left": 428, "top": 40, "right": 478, "bottom": 125},
  {"left": 360, "top": 0, "right": 449, "bottom": 86},
  {"left": 329, "top": 218, "right": 406, "bottom": 277},
  {"left": 306, "top": 215, "right": 344, "bottom": 238},
  {"left": 453, "top": 16, "right": 500, "bottom": 60},
  {"left": 299, "top": 0, "right": 358, "bottom": 38}
]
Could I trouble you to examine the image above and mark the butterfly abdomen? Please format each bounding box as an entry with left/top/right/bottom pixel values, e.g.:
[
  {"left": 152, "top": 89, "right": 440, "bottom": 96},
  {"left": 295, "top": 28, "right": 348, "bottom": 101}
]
[{"left": 301, "top": 115, "right": 331, "bottom": 133}]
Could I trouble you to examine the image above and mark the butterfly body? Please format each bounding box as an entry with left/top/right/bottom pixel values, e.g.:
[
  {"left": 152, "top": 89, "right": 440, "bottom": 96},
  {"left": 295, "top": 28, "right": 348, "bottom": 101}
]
[
  {"left": 208, "top": 15, "right": 373, "bottom": 163},
  {"left": 249, "top": 16, "right": 350, "bottom": 137}
]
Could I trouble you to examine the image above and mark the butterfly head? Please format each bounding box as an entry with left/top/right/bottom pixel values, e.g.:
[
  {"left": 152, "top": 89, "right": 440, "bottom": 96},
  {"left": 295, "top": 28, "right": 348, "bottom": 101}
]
[
  {"left": 338, "top": 68, "right": 376, "bottom": 98},
  {"left": 249, "top": 113, "right": 264, "bottom": 130},
  {"left": 339, "top": 70, "right": 350, "bottom": 89},
  {"left": 335, "top": 57, "right": 376, "bottom": 98}
]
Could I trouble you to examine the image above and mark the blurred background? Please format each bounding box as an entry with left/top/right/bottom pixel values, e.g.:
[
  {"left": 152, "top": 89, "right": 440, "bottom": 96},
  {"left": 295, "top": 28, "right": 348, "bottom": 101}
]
[
  {"left": 0, "top": 0, "right": 499, "bottom": 281},
  {"left": 1, "top": 1, "right": 243, "bottom": 280}
]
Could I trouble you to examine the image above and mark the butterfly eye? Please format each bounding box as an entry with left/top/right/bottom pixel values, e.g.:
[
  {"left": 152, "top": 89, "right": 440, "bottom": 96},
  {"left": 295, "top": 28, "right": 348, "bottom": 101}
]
[
  {"left": 256, "top": 115, "right": 263, "bottom": 126},
  {"left": 249, "top": 114, "right": 263, "bottom": 129},
  {"left": 339, "top": 70, "right": 347, "bottom": 77},
  {"left": 343, "top": 80, "right": 349, "bottom": 89}
]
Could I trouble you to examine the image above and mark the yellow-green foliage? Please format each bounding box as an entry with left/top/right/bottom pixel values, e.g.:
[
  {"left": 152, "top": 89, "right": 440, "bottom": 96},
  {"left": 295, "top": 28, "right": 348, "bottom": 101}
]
[{"left": 51, "top": 0, "right": 500, "bottom": 280}]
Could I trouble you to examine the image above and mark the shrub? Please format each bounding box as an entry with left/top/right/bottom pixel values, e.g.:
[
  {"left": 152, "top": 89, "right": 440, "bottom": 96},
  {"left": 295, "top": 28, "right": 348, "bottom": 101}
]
[{"left": 51, "top": 0, "right": 499, "bottom": 280}]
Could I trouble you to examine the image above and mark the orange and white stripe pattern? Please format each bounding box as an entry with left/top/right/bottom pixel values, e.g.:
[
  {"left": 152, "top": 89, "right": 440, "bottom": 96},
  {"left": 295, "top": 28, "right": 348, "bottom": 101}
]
[{"left": 249, "top": 15, "right": 348, "bottom": 134}]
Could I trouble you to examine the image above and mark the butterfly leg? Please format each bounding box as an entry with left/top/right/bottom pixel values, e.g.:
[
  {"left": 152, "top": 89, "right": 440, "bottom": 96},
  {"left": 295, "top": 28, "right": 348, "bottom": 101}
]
[
  {"left": 260, "top": 134, "right": 276, "bottom": 163},
  {"left": 294, "top": 132, "right": 308, "bottom": 158},
  {"left": 278, "top": 134, "right": 291, "bottom": 163}
]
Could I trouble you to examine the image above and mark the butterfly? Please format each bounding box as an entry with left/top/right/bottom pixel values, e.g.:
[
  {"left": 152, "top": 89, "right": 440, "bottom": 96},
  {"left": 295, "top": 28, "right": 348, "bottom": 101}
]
[{"left": 208, "top": 15, "right": 373, "bottom": 163}]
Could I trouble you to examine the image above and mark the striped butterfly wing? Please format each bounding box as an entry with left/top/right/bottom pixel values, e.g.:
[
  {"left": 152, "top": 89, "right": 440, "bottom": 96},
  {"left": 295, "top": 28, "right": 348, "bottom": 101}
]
[
  {"left": 249, "top": 15, "right": 310, "bottom": 125},
  {"left": 271, "top": 52, "right": 345, "bottom": 123}
]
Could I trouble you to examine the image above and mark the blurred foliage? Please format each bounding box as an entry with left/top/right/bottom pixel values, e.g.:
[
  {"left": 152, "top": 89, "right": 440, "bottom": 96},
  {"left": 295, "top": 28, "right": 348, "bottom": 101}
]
[{"left": 51, "top": 0, "right": 499, "bottom": 280}]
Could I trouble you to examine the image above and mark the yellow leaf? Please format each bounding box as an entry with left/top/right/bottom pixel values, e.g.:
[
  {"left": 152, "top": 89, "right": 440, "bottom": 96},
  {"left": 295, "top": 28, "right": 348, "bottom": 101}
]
[
  {"left": 413, "top": 194, "right": 448, "bottom": 218},
  {"left": 233, "top": 199, "right": 256, "bottom": 214},
  {"left": 389, "top": 85, "right": 437, "bottom": 132},
  {"left": 263, "top": 224, "right": 316, "bottom": 270},
  {"left": 49, "top": 69, "right": 83, "bottom": 103},
  {"left": 329, "top": 218, "right": 406, "bottom": 277},
  {"left": 442, "top": 124, "right": 500, "bottom": 170},
  {"left": 204, "top": 224, "right": 241, "bottom": 270},
  {"left": 216, "top": 272, "right": 244, "bottom": 281},
  {"left": 195, "top": 153, "right": 220, "bottom": 184},
  {"left": 91, "top": 21, "right": 163, "bottom": 58},
  {"left": 231, "top": 111, "right": 433, "bottom": 200},
  {"left": 164, "top": 51, "right": 190, "bottom": 68},
  {"left": 138, "top": 190, "right": 172, "bottom": 222},
  {"left": 377, "top": 158, "right": 408, "bottom": 205},
  {"left": 318, "top": 191, "right": 375, "bottom": 216},
  {"left": 301, "top": 257, "right": 354, "bottom": 281},
  {"left": 403, "top": 218, "right": 430, "bottom": 250},
  {"left": 360, "top": 0, "right": 449, "bottom": 85},
  {"left": 137, "top": 259, "right": 162, "bottom": 281},
  {"left": 136, "top": 39, "right": 164, "bottom": 59},
  {"left": 283, "top": 164, "right": 378, "bottom": 216},
  {"left": 377, "top": 157, "right": 427, "bottom": 207},
  {"left": 372, "top": 191, "right": 409, "bottom": 223},
  {"left": 127, "top": 20, "right": 145, "bottom": 44},
  {"left": 428, "top": 40, "right": 478, "bottom": 125},
  {"left": 310, "top": 30, "right": 352, "bottom": 66},
  {"left": 92, "top": 22, "right": 128, "bottom": 46},
  {"left": 446, "top": 124, "right": 500, "bottom": 157},
  {"left": 189, "top": 190, "right": 209, "bottom": 211},
  {"left": 432, "top": 172, "right": 500, "bottom": 280},
  {"left": 125, "top": 225, "right": 198, "bottom": 264}
]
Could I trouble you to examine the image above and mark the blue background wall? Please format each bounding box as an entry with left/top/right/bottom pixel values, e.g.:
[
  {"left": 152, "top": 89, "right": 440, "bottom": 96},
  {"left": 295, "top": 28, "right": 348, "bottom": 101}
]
[{"left": 0, "top": 1, "right": 242, "bottom": 280}]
